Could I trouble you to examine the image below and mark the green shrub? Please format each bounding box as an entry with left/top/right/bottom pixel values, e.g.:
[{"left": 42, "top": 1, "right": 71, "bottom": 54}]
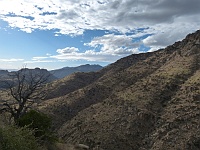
[
  {"left": 0, "top": 126, "right": 39, "bottom": 150},
  {"left": 17, "top": 110, "right": 56, "bottom": 143}
]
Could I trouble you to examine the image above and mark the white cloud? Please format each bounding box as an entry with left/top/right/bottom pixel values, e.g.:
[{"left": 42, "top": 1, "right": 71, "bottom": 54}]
[
  {"left": 1, "top": 0, "right": 199, "bottom": 34},
  {"left": 0, "top": 0, "right": 200, "bottom": 55},
  {"left": 142, "top": 22, "right": 200, "bottom": 51},
  {"left": 24, "top": 60, "right": 55, "bottom": 64},
  {"left": 50, "top": 41, "right": 140, "bottom": 62},
  {"left": 24, "top": 56, "right": 55, "bottom": 64},
  {"left": 32, "top": 56, "right": 49, "bottom": 61},
  {"left": 50, "top": 50, "right": 123, "bottom": 62},
  {"left": 85, "top": 34, "right": 141, "bottom": 55},
  {"left": 57, "top": 47, "right": 79, "bottom": 54},
  {"left": 0, "top": 58, "right": 24, "bottom": 62}
]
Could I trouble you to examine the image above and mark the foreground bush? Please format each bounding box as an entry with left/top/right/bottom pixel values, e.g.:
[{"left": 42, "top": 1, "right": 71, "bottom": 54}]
[
  {"left": 17, "top": 110, "right": 56, "bottom": 143},
  {"left": 0, "top": 126, "right": 39, "bottom": 150}
]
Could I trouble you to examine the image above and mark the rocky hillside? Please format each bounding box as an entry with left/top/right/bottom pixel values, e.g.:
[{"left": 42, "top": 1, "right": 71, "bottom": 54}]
[
  {"left": 50, "top": 64, "right": 103, "bottom": 79},
  {"left": 40, "top": 30, "right": 200, "bottom": 150},
  {"left": 44, "top": 71, "right": 102, "bottom": 100}
]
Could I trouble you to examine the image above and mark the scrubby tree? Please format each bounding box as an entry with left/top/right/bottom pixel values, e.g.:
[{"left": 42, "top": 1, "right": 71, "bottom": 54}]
[
  {"left": 17, "top": 110, "right": 55, "bottom": 142},
  {"left": 0, "top": 68, "right": 50, "bottom": 123}
]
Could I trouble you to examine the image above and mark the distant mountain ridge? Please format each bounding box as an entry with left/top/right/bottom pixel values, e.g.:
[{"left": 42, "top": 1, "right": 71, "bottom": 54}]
[
  {"left": 0, "top": 64, "right": 103, "bottom": 80},
  {"left": 0, "top": 70, "right": 9, "bottom": 78},
  {"left": 50, "top": 64, "right": 103, "bottom": 79},
  {"left": 0, "top": 65, "right": 103, "bottom": 89},
  {"left": 0, "top": 68, "right": 57, "bottom": 89}
]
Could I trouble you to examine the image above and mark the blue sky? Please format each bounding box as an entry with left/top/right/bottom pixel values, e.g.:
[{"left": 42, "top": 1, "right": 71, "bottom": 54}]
[{"left": 0, "top": 0, "right": 200, "bottom": 70}]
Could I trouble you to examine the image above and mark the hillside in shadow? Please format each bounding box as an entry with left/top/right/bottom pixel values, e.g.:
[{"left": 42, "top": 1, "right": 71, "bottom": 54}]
[{"left": 39, "top": 30, "right": 200, "bottom": 150}]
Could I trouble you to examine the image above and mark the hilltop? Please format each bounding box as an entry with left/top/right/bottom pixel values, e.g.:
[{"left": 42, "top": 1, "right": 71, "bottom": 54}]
[
  {"left": 50, "top": 64, "right": 103, "bottom": 79},
  {"left": 39, "top": 30, "right": 200, "bottom": 149}
]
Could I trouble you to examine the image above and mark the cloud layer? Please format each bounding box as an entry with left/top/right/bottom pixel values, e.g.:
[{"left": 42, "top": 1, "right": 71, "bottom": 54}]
[{"left": 0, "top": 0, "right": 200, "bottom": 64}]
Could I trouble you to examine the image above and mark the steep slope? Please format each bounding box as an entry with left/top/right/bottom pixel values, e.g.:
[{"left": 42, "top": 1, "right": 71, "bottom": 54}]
[
  {"left": 40, "top": 30, "right": 200, "bottom": 150},
  {"left": 50, "top": 64, "right": 103, "bottom": 79},
  {"left": 44, "top": 71, "right": 102, "bottom": 100}
]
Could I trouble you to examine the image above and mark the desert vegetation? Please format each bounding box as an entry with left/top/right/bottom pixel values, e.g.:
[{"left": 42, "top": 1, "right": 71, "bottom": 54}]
[
  {"left": 0, "top": 30, "right": 200, "bottom": 149},
  {"left": 0, "top": 68, "right": 57, "bottom": 150},
  {"left": 0, "top": 125, "right": 40, "bottom": 150}
]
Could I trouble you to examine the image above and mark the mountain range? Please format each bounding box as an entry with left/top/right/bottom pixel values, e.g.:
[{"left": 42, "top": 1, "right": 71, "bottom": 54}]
[
  {"left": 0, "top": 64, "right": 103, "bottom": 89},
  {"left": 0, "top": 68, "right": 56, "bottom": 89},
  {"left": 0, "top": 30, "right": 200, "bottom": 150},
  {"left": 50, "top": 64, "right": 103, "bottom": 79},
  {"left": 39, "top": 30, "right": 200, "bottom": 150}
]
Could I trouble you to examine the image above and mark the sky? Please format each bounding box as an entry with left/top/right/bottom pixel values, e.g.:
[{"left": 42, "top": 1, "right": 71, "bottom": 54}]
[{"left": 0, "top": 0, "right": 200, "bottom": 70}]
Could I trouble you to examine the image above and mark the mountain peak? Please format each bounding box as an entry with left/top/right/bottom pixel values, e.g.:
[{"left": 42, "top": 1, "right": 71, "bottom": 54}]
[
  {"left": 50, "top": 64, "right": 103, "bottom": 79},
  {"left": 185, "top": 29, "right": 200, "bottom": 40}
]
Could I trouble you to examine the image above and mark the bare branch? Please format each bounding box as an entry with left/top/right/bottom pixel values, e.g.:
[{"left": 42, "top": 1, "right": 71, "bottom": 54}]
[{"left": 0, "top": 67, "right": 50, "bottom": 123}]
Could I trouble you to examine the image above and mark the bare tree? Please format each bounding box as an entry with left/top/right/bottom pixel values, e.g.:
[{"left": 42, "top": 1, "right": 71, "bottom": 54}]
[{"left": 0, "top": 68, "right": 50, "bottom": 123}]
